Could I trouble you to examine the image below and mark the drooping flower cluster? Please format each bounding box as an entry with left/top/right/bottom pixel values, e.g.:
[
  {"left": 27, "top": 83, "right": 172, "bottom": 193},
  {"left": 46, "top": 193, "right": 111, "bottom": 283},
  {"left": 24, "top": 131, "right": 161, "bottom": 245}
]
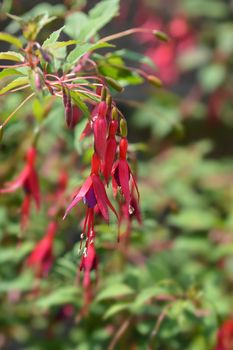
[
  {"left": 0, "top": 146, "right": 40, "bottom": 229},
  {"left": 63, "top": 87, "right": 141, "bottom": 295}
]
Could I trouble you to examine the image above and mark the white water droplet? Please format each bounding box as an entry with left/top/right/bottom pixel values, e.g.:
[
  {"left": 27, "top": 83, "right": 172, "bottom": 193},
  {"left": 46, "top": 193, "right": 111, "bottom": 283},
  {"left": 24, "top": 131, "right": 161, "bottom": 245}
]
[{"left": 128, "top": 205, "right": 134, "bottom": 215}]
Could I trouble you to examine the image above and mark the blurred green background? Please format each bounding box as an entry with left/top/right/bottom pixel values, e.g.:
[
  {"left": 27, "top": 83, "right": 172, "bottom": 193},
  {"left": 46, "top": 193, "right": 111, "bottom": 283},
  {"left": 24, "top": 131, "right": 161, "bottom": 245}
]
[{"left": 0, "top": 0, "right": 233, "bottom": 349}]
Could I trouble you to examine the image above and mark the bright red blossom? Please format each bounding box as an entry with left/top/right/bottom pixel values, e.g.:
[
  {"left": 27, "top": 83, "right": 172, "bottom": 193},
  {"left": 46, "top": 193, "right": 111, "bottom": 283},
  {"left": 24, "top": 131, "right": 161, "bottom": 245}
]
[
  {"left": 27, "top": 221, "right": 57, "bottom": 277},
  {"left": 215, "top": 320, "right": 233, "bottom": 350},
  {"left": 0, "top": 147, "right": 40, "bottom": 229},
  {"left": 112, "top": 138, "right": 139, "bottom": 209}
]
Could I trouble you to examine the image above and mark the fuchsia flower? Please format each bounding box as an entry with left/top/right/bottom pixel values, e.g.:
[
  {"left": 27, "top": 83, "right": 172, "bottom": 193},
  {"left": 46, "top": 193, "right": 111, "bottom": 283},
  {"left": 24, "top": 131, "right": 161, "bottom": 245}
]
[
  {"left": 63, "top": 153, "right": 117, "bottom": 223},
  {"left": 214, "top": 319, "right": 233, "bottom": 350},
  {"left": 93, "top": 101, "right": 108, "bottom": 161},
  {"left": 80, "top": 243, "right": 98, "bottom": 289},
  {"left": 0, "top": 147, "right": 40, "bottom": 229},
  {"left": 112, "top": 138, "right": 139, "bottom": 209},
  {"left": 103, "top": 119, "right": 118, "bottom": 184},
  {"left": 27, "top": 221, "right": 57, "bottom": 277}
]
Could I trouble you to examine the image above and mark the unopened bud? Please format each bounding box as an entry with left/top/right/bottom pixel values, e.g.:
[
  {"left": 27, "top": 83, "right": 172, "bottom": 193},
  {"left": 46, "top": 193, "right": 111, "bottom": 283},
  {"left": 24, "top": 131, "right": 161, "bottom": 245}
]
[
  {"left": 106, "top": 94, "right": 112, "bottom": 108},
  {"left": 39, "top": 48, "right": 52, "bottom": 63},
  {"left": 101, "top": 86, "right": 107, "bottom": 101},
  {"left": 147, "top": 75, "right": 163, "bottom": 88},
  {"left": 0, "top": 125, "right": 3, "bottom": 143},
  {"left": 153, "top": 30, "right": 169, "bottom": 42},
  {"left": 112, "top": 107, "right": 118, "bottom": 121},
  {"left": 105, "top": 77, "right": 124, "bottom": 92},
  {"left": 34, "top": 69, "right": 44, "bottom": 91},
  {"left": 120, "top": 118, "right": 127, "bottom": 137}
]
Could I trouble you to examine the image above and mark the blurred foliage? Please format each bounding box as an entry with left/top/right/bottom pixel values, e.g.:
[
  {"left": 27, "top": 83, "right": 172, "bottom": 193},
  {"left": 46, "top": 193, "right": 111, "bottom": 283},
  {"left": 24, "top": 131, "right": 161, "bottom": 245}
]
[{"left": 0, "top": 0, "right": 233, "bottom": 350}]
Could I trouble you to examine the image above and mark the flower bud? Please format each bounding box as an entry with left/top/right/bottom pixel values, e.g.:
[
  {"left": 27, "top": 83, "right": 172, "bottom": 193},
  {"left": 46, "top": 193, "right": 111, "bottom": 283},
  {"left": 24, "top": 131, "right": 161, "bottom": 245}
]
[
  {"left": 120, "top": 118, "right": 127, "bottom": 138},
  {"left": 112, "top": 107, "right": 118, "bottom": 121},
  {"left": 153, "top": 30, "right": 169, "bottom": 42},
  {"left": 106, "top": 95, "right": 112, "bottom": 108},
  {"left": 147, "top": 75, "right": 163, "bottom": 88},
  {"left": 101, "top": 86, "right": 107, "bottom": 101},
  {"left": 105, "top": 77, "right": 124, "bottom": 92}
]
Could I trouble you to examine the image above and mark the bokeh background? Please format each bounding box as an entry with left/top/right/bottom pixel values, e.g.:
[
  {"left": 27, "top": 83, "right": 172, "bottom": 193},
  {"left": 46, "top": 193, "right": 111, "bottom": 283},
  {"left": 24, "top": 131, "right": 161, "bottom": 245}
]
[{"left": 0, "top": 0, "right": 233, "bottom": 349}]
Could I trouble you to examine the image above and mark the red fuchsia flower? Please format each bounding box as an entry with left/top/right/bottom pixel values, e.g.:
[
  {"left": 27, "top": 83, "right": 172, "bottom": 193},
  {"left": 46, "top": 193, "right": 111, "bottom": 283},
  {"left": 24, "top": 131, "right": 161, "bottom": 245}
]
[
  {"left": 112, "top": 138, "right": 139, "bottom": 209},
  {"left": 63, "top": 153, "right": 117, "bottom": 224},
  {"left": 118, "top": 183, "right": 142, "bottom": 242},
  {"left": 103, "top": 118, "right": 118, "bottom": 184},
  {"left": 214, "top": 319, "right": 233, "bottom": 350},
  {"left": 78, "top": 243, "right": 98, "bottom": 312},
  {"left": 26, "top": 221, "right": 57, "bottom": 277},
  {"left": 0, "top": 146, "right": 40, "bottom": 229},
  {"left": 93, "top": 101, "right": 108, "bottom": 161}
]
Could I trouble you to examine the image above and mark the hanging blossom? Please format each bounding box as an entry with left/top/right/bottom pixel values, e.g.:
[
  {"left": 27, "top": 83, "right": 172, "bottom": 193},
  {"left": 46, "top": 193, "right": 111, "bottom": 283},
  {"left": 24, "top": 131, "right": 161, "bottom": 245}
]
[
  {"left": 63, "top": 87, "right": 141, "bottom": 302},
  {"left": 0, "top": 146, "right": 40, "bottom": 229},
  {"left": 214, "top": 319, "right": 233, "bottom": 350},
  {"left": 26, "top": 221, "right": 57, "bottom": 277}
]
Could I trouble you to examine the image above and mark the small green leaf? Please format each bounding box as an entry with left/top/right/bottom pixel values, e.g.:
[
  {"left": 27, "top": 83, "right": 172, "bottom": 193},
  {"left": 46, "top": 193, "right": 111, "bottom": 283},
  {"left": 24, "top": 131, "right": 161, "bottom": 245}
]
[
  {"left": 96, "top": 284, "right": 134, "bottom": 302},
  {"left": 65, "top": 42, "right": 112, "bottom": 69},
  {"left": 42, "top": 26, "right": 65, "bottom": 48},
  {"left": 0, "top": 32, "right": 22, "bottom": 48},
  {"left": 104, "top": 302, "right": 132, "bottom": 319},
  {"left": 0, "top": 76, "right": 29, "bottom": 95},
  {"left": 0, "top": 51, "right": 24, "bottom": 62},
  {"left": 65, "top": 0, "right": 120, "bottom": 42},
  {"left": 36, "top": 286, "right": 79, "bottom": 310},
  {"left": 198, "top": 64, "right": 226, "bottom": 92},
  {"left": 0, "top": 68, "right": 26, "bottom": 80},
  {"left": 70, "top": 90, "right": 89, "bottom": 118}
]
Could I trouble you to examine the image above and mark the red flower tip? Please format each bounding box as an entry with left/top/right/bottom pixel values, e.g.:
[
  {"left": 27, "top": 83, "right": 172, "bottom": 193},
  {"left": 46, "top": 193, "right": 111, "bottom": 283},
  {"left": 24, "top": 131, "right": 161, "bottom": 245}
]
[
  {"left": 119, "top": 138, "right": 128, "bottom": 160},
  {"left": 98, "top": 101, "right": 108, "bottom": 119},
  {"left": 91, "top": 153, "right": 101, "bottom": 175},
  {"left": 109, "top": 120, "right": 118, "bottom": 137},
  {"left": 26, "top": 147, "right": 37, "bottom": 166}
]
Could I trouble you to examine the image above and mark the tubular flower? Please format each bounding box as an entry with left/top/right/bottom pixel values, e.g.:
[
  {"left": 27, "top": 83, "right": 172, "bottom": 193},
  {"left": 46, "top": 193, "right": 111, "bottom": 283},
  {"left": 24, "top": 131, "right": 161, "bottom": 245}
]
[
  {"left": 112, "top": 138, "right": 139, "bottom": 209},
  {"left": 78, "top": 243, "right": 98, "bottom": 311},
  {"left": 26, "top": 221, "right": 57, "bottom": 277},
  {"left": 103, "top": 119, "right": 118, "bottom": 184},
  {"left": 214, "top": 319, "right": 233, "bottom": 350},
  {"left": 0, "top": 147, "right": 40, "bottom": 229},
  {"left": 118, "top": 184, "right": 142, "bottom": 242},
  {"left": 93, "top": 101, "right": 108, "bottom": 161},
  {"left": 63, "top": 153, "right": 118, "bottom": 223}
]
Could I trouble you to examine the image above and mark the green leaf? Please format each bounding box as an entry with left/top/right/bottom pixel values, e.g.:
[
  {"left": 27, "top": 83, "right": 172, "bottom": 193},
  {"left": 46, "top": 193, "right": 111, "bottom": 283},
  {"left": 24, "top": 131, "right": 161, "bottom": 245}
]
[
  {"left": 65, "top": 0, "right": 120, "bottom": 42},
  {"left": 0, "top": 242, "right": 34, "bottom": 264},
  {"left": 42, "top": 26, "right": 65, "bottom": 48},
  {"left": 0, "top": 271, "right": 34, "bottom": 293},
  {"left": 36, "top": 286, "right": 79, "bottom": 310},
  {"left": 167, "top": 209, "right": 217, "bottom": 231},
  {"left": 104, "top": 302, "right": 132, "bottom": 319},
  {"left": 70, "top": 90, "right": 89, "bottom": 118},
  {"left": 65, "top": 42, "right": 113, "bottom": 70},
  {"left": 95, "top": 283, "right": 134, "bottom": 302},
  {"left": 0, "top": 32, "right": 22, "bottom": 48},
  {"left": 0, "top": 76, "right": 29, "bottom": 95},
  {"left": 113, "top": 49, "right": 156, "bottom": 69},
  {"left": 0, "top": 68, "right": 26, "bottom": 80},
  {"left": 198, "top": 64, "right": 226, "bottom": 92},
  {"left": 0, "top": 51, "right": 24, "bottom": 62}
]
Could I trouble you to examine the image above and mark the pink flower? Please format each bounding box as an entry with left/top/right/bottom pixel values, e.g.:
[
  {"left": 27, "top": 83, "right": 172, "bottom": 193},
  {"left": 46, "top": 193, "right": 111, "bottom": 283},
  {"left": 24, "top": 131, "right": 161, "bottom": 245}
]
[
  {"left": 0, "top": 147, "right": 40, "bottom": 229},
  {"left": 93, "top": 101, "right": 108, "bottom": 161},
  {"left": 112, "top": 138, "right": 139, "bottom": 209},
  {"left": 63, "top": 153, "right": 117, "bottom": 223},
  {"left": 26, "top": 221, "right": 57, "bottom": 277},
  {"left": 214, "top": 320, "right": 233, "bottom": 350},
  {"left": 103, "top": 119, "right": 118, "bottom": 184}
]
